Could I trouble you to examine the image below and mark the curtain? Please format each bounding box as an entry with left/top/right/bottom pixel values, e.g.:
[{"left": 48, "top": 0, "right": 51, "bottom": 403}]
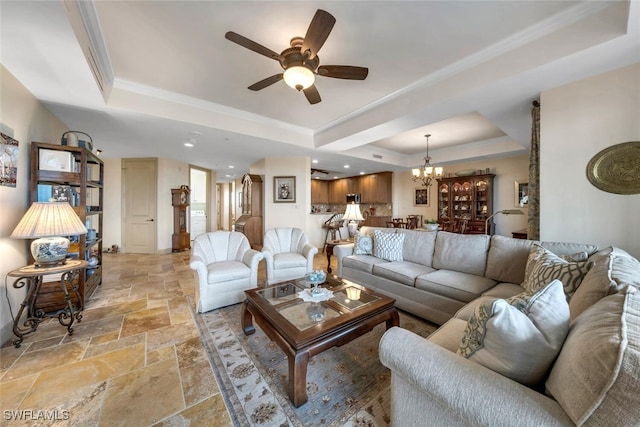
[{"left": 527, "top": 100, "right": 540, "bottom": 240}]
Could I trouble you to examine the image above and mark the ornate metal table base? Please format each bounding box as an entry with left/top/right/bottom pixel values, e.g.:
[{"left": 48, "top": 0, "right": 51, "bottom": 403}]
[{"left": 8, "top": 260, "right": 87, "bottom": 348}]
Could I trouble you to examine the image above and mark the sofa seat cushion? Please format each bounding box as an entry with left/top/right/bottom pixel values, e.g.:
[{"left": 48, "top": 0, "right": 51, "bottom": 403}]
[
  {"left": 372, "top": 261, "right": 436, "bottom": 287},
  {"left": 457, "top": 279, "right": 570, "bottom": 386},
  {"left": 273, "top": 252, "right": 307, "bottom": 269},
  {"left": 207, "top": 260, "right": 250, "bottom": 283},
  {"left": 482, "top": 283, "right": 524, "bottom": 299},
  {"left": 415, "top": 270, "right": 497, "bottom": 303},
  {"left": 546, "top": 286, "right": 640, "bottom": 426},
  {"left": 522, "top": 244, "right": 593, "bottom": 297},
  {"left": 343, "top": 255, "right": 389, "bottom": 274},
  {"left": 433, "top": 232, "right": 490, "bottom": 276},
  {"left": 454, "top": 296, "right": 497, "bottom": 321},
  {"left": 427, "top": 317, "right": 467, "bottom": 352}
]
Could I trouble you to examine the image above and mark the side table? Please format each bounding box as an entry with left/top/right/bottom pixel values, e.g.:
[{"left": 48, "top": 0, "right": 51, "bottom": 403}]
[
  {"left": 7, "top": 259, "right": 88, "bottom": 348},
  {"left": 324, "top": 239, "right": 352, "bottom": 274}
]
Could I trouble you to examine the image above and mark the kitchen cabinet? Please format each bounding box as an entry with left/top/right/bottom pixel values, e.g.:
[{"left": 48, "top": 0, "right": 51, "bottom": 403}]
[
  {"left": 311, "top": 179, "right": 329, "bottom": 204},
  {"left": 319, "top": 172, "right": 392, "bottom": 205}
]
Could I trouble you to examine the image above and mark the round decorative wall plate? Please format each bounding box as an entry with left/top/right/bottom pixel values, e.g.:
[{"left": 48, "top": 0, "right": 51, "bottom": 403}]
[{"left": 586, "top": 141, "right": 640, "bottom": 194}]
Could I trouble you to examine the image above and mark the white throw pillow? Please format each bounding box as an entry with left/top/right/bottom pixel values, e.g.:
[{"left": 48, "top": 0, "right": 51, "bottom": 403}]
[
  {"left": 457, "top": 279, "right": 570, "bottom": 386},
  {"left": 522, "top": 244, "right": 593, "bottom": 297},
  {"left": 373, "top": 230, "right": 404, "bottom": 262},
  {"left": 353, "top": 232, "right": 373, "bottom": 255}
]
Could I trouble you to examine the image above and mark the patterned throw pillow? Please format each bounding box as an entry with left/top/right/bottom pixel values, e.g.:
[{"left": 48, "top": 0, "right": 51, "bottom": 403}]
[
  {"left": 522, "top": 244, "right": 594, "bottom": 297},
  {"left": 457, "top": 279, "right": 570, "bottom": 386},
  {"left": 353, "top": 232, "right": 373, "bottom": 255},
  {"left": 373, "top": 230, "right": 404, "bottom": 262}
]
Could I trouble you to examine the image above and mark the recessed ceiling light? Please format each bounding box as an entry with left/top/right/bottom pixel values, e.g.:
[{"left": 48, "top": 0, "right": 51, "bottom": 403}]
[
  {"left": 344, "top": 165, "right": 350, "bottom": 168},
  {"left": 228, "top": 165, "right": 234, "bottom": 169},
  {"left": 360, "top": 171, "right": 365, "bottom": 175},
  {"left": 312, "top": 159, "right": 319, "bottom": 164},
  {"left": 333, "top": 176, "right": 338, "bottom": 179},
  {"left": 184, "top": 141, "right": 195, "bottom": 148}
]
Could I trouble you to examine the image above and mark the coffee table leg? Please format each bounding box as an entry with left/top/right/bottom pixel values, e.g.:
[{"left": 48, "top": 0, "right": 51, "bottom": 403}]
[
  {"left": 386, "top": 308, "right": 400, "bottom": 329},
  {"left": 289, "top": 350, "right": 310, "bottom": 407},
  {"left": 241, "top": 300, "right": 255, "bottom": 335}
]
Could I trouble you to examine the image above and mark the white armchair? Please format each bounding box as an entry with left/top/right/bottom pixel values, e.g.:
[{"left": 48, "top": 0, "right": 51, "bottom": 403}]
[
  {"left": 262, "top": 227, "right": 318, "bottom": 285},
  {"left": 190, "top": 231, "right": 263, "bottom": 313}
]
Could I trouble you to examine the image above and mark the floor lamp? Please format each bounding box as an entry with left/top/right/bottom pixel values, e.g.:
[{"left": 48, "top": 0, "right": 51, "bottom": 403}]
[{"left": 485, "top": 209, "right": 524, "bottom": 235}]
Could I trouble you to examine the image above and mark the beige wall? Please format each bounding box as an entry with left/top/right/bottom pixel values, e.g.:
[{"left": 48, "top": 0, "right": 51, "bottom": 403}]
[
  {"left": 541, "top": 63, "right": 640, "bottom": 258},
  {"left": 393, "top": 155, "right": 530, "bottom": 236},
  {"left": 260, "top": 157, "right": 311, "bottom": 234},
  {"left": 0, "top": 66, "right": 69, "bottom": 343}
]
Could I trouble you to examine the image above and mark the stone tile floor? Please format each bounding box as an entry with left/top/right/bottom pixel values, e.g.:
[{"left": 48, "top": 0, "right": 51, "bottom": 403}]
[{"left": 1, "top": 250, "right": 330, "bottom": 426}]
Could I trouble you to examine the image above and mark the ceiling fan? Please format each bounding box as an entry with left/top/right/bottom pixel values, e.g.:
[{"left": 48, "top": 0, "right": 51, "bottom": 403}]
[
  {"left": 225, "top": 9, "right": 368, "bottom": 104},
  {"left": 311, "top": 168, "right": 330, "bottom": 175}
]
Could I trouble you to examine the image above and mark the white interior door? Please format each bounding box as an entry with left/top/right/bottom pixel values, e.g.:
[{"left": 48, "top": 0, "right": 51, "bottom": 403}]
[{"left": 122, "top": 158, "right": 157, "bottom": 253}]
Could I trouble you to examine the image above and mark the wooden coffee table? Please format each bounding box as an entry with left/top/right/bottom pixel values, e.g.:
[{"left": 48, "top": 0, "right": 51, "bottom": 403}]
[{"left": 242, "top": 275, "right": 399, "bottom": 407}]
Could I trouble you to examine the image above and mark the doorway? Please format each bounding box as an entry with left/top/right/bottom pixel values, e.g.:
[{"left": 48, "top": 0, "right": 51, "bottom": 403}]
[
  {"left": 122, "top": 158, "right": 157, "bottom": 253},
  {"left": 190, "top": 166, "right": 209, "bottom": 240}
]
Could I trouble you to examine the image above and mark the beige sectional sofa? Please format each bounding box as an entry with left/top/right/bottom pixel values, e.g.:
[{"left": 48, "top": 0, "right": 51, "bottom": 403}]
[{"left": 334, "top": 227, "right": 640, "bottom": 425}]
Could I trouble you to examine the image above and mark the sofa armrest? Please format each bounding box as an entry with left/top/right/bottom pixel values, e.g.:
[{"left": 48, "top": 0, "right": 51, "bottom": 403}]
[
  {"left": 379, "top": 327, "right": 573, "bottom": 426},
  {"left": 333, "top": 243, "right": 354, "bottom": 277},
  {"left": 302, "top": 243, "right": 318, "bottom": 260}
]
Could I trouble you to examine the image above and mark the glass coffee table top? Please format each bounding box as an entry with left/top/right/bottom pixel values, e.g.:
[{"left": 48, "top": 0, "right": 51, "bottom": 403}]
[{"left": 253, "top": 277, "right": 381, "bottom": 331}]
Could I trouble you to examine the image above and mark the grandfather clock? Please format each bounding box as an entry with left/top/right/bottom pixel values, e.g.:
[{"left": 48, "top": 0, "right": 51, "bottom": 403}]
[{"left": 171, "top": 185, "right": 190, "bottom": 252}]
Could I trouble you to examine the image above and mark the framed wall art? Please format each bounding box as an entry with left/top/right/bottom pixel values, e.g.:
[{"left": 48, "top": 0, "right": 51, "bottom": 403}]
[
  {"left": 413, "top": 187, "right": 429, "bottom": 206},
  {"left": 515, "top": 181, "right": 528, "bottom": 207},
  {"left": 1, "top": 131, "right": 19, "bottom": 188},
  {"left": 274, "top": 176, "right": 296, "bottom": 203}
]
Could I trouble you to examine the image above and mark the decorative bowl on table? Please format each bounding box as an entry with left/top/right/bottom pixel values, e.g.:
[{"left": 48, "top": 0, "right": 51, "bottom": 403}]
[{"left": 305, "top": 270, "right": 327, "bottom": 295}]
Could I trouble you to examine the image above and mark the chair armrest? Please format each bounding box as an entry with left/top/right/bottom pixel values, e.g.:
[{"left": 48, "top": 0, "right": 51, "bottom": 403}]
[
  {"left": 189, "top": 255, "right": 208, "bottom": 282},
  {"left": 333, "top": 243, "right": 354, "bottom": 277},
  {"left": 302, "top": 243, "right": 318, "bottom": 259},
  {"left": 379, "top": 327, "right": 572, "bottom": 426},
  {"left": 242, "top": 249, "right": 263, "bottom": 270}
]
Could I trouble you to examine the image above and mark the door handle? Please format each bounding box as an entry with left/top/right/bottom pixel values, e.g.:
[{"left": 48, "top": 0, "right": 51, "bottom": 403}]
[{"left": 146, "top": 219, "right": 154, "bottom": 222}]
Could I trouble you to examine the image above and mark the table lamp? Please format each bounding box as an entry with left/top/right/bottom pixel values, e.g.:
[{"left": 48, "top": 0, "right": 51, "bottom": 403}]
[
  {"left": 11, "top": 202, "right": 87, "bottom": 267},
  {"left": 484, "top": 209, "right": 524, "bottom": 234},
  {"left": 343, "top": 203, "right": 365, "bottom": 239}
]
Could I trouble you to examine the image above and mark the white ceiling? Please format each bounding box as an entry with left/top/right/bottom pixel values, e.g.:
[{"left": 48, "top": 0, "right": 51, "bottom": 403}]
[{"left": 1, "top": 1, "right": 639, "bottom": 181}]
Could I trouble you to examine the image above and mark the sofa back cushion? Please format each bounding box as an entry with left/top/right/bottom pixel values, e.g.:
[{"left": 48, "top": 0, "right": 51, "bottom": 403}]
[
  {"left": 193, "top": 231, "right": 250, "bottom": 263},
  {"left": 433, "top": 232, "right": 490, "bottom": 276},
  {"left": 485, "top": 235, "right": 536, "bottom": 284},
  {"left": 396, "top": 228, "right": 437, "bottom": 267},
  {"left": 569, "top": 247, "right": 640, "bottom": 321},
  {"left": 546, "top": 286, "right": 640, "bottom": 426}
]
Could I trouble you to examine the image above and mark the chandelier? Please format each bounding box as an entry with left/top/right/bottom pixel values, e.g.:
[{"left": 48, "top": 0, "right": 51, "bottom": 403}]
[{"left": 412, "top": 134, "right": 443, "bottom": 187}]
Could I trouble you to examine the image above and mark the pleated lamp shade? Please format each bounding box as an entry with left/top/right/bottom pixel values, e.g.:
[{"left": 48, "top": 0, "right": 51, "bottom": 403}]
[{"left": 11, "top": 202, "right": 87, "bottom": 266}]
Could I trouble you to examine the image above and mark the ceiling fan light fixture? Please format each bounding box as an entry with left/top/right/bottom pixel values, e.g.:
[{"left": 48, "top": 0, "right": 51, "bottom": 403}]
[{"left": 283, "top": 66, "right": 315, "bottom": 91}]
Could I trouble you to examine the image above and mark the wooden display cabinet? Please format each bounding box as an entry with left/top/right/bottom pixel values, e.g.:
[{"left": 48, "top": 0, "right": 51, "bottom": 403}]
[
  {"left": 30, "top": 141, "right": 104, "bottom": 309},
  {"left": 437, "top": 174, "right": 494, "bottom": 234},
  {"left": 235, "top": 174, "right": 263, "bottom": 249}
]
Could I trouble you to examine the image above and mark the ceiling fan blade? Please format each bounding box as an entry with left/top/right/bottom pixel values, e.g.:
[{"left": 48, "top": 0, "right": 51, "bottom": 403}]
[
  {"left": 303, "top": 85, "right": 321, "bottom": 104},
  {"left": 317, "top": 65, "right": 369, "bottom": 80},
  {"left": 300, "top": 9, "right": 336, "bottom": 59},
  {"left": 225, "top": 31, "right": 282, "bottom": 61},
  {"left": 248, "top": 74, "right": 283, "bottom": 91}
]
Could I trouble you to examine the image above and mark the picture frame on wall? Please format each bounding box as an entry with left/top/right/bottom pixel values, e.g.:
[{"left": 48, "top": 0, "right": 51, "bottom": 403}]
[
  {"left": 274, "top": 176, "right": 296, "bottom": 203},
  {"left": 414, "top": 187, "right": 429, "bottom": 206},
  {"left": 515, "top": 181, "right": 529, "bottom": 207}
]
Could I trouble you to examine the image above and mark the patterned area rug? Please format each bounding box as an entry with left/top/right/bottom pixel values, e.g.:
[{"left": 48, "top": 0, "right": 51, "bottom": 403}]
[{"left": 191, "top": 300, "right": 437, "bottom": 426}]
